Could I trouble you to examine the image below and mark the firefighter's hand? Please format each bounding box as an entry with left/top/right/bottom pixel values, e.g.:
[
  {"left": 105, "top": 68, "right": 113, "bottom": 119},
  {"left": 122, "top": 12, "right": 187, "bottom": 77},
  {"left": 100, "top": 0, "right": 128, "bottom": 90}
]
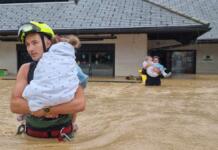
[{"left": 31, "top": 109, "right": 46, "bottom": 117}]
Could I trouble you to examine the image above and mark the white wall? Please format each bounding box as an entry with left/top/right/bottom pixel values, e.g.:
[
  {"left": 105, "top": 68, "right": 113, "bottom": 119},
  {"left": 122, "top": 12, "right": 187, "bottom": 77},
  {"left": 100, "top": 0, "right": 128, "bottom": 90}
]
[
  {"left": 115, "top": 34, "right": 148, "bottom": 76},
  {"left": 0, "top": 42, "right": 17, "bottom": 75},
  {"left": 196, "top": 44, "right": 218, "bottom": 74}
]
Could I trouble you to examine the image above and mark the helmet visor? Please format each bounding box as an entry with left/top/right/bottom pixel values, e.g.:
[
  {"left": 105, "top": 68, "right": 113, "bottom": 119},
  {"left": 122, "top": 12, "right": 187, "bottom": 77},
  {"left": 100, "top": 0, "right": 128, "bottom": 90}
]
[{"left": 18, "top": 23, "right": 39, "bottom": 43}]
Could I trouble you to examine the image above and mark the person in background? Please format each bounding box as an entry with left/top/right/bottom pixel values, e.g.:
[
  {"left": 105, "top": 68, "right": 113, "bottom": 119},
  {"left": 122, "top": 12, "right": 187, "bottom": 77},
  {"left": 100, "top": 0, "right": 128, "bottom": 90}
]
[{"left": 143, "top": 55, "right": 171, "bottom": 86}]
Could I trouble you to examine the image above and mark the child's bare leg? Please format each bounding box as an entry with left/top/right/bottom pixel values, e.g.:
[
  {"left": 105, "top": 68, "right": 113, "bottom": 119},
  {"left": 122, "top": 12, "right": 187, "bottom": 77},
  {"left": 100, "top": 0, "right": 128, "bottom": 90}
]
[
  {"left": 161, "top": 70, "right": 172, "bottom": 77},
  {"left": 72, "top": 113, "right": 78, "bottom": 132},
  {"left": 72, "top": 113, "right": 76, "bottom": 123}
]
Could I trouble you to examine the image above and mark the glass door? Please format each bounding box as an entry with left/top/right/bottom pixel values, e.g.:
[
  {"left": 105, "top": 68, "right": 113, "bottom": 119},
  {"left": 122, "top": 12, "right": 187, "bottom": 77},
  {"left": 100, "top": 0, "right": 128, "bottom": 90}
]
[
  {"left": 91, "top": 52, "right": 114, "bottom": 76},
  {"left": 76, "top": 44, "right": 115, "bottom": 77},
  {"left": 171, "top": 51, "right": 196, "bottom": 74}
]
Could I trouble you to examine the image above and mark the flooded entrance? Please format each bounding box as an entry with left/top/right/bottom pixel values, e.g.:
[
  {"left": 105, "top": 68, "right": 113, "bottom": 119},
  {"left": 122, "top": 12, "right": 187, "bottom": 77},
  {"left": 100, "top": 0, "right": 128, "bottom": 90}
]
[{"left": 1, "top": 75, "right": 218, "bottom": 149}]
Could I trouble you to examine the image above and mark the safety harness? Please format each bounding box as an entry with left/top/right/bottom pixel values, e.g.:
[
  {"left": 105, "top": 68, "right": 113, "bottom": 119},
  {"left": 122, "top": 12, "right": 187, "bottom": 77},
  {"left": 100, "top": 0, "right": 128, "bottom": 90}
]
[{"left": 17, "top": 61, "right": 74, "bottom": 141}]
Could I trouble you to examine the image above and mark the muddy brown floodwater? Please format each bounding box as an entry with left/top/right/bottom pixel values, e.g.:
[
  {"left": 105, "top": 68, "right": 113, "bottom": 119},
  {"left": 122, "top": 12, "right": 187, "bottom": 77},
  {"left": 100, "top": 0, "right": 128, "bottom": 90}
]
[{"left": 1, "top": 75, "right": 218, "bottom": 150}]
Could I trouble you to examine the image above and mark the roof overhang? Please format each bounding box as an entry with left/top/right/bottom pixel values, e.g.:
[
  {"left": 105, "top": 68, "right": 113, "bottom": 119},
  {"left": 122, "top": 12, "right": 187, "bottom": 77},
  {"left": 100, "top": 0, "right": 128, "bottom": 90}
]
[
  {"left": 146, "top": 25, "right": 211, "bottom": 44},
  {"left": 197, "top": 38, "right": 218, "bottom": 44},
  {"left": 0, "top": 24, "right": 210, "bottom": 44}
]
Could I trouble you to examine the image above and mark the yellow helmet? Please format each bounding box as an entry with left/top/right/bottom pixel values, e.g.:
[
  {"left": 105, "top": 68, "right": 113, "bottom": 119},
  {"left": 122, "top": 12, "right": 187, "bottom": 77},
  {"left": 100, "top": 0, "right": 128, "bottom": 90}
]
[{"left": 18, "top": 21, "right": 55, "bottom": 43}]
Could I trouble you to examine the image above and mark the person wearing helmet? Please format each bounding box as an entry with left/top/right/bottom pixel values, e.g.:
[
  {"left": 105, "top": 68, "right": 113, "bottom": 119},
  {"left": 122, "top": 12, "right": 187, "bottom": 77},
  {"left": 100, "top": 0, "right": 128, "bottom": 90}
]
[{"left": 10, "top": 21, "right": 86, "bottom": 140}]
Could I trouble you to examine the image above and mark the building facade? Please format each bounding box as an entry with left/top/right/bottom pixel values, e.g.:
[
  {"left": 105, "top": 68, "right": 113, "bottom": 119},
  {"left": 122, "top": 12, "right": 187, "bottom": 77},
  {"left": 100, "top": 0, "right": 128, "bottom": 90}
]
[{"left": 0, "top": 0, "right": 215, "bottom": 77}]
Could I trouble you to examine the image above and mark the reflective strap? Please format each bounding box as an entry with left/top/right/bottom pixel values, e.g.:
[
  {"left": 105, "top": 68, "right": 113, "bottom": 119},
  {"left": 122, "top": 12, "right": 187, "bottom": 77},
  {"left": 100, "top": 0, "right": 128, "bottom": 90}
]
[{"left": 26, "top": 123, "right": 73, "bottom": 138}]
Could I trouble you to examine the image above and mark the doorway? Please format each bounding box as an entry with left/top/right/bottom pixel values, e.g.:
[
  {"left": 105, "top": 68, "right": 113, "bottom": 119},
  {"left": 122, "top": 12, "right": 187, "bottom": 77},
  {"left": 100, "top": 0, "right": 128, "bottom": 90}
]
[
  {"left": 76, "top": 44, "right": 115, "bottom": 77},
  {"left": 171, "top": 51, "right": 196, "bottom": 74}
]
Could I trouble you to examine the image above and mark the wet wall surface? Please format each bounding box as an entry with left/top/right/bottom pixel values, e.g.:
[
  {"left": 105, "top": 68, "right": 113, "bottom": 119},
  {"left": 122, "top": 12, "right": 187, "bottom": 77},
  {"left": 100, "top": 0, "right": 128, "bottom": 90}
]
[{"left": 1, "top": 75, "right": 218, "bottom": 150}]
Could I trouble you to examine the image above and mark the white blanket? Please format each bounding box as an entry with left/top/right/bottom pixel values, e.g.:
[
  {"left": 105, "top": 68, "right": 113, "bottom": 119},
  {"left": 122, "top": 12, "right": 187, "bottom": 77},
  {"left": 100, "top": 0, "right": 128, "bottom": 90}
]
[{"left": 23, "top": 42, "right": 79, "bottom": 112}]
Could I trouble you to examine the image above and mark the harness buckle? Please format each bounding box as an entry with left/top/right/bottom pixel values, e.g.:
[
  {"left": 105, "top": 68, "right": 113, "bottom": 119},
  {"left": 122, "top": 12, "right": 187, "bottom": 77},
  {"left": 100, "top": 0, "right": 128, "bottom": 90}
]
[
  {"left": 16, "top": 123, "right": 26, "bottom": 135},
  {"left": 60, "top": 133, "right": 71, "bottom": 141},
  {"left": 58, "top": 127, "right": 72, "bottom": 142}
]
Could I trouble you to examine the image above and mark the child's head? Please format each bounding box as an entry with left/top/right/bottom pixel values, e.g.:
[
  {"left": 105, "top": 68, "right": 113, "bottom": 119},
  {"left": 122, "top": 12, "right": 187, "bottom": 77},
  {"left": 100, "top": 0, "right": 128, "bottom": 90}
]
[
  {"left": 145, "top": 56, "right": 153, "bottom": 62},
  {"left": 153, "top": 56, "right": 160, "bottom": 63},
  {"left": 52, "top": 34, "right": 81, "bottom": 48}
]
